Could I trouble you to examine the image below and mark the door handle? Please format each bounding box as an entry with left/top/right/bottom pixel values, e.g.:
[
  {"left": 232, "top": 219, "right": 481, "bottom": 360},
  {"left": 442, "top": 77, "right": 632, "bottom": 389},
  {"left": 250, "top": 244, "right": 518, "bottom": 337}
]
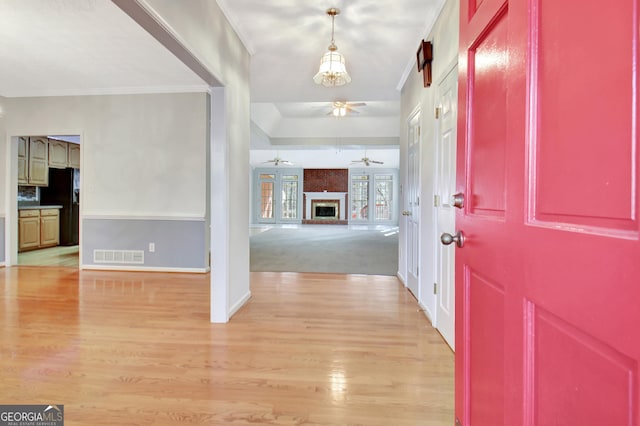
[
  {"left": 441, "top": 231, "right": 465, "bottom": 248},
  {"left": 451, "top": 192, "right": 465, "bottom": 209},
  {"left": 402, "top": 210, "right": 412, "bottom": 216}
]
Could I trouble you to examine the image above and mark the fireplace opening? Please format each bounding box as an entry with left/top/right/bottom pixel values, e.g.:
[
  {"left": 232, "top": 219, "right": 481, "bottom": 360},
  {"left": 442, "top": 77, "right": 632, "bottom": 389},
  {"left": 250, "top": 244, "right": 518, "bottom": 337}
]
[
  {"left": 316, "top": 206, "right": 336, "bottom": 217},
  {"left": 311, "top": 200, "right": 339, "bottom": 220}
]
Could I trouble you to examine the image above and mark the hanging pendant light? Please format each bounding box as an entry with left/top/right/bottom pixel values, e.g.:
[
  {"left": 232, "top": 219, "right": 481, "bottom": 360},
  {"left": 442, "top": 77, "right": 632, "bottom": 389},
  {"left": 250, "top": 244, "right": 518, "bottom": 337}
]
[{"left": 313, "top": 8, "right": 351, "bottom": 87}]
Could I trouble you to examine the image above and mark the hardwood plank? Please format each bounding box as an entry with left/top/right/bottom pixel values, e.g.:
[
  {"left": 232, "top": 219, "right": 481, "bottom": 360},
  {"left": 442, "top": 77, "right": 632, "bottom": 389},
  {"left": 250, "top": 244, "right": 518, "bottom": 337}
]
[{"left": 0, "top": 268, "right": 453, "bottom": 425}]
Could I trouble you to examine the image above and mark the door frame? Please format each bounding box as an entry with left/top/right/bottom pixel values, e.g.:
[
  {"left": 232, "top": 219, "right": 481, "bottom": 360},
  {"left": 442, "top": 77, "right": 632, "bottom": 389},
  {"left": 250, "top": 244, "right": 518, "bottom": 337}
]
[
  {"left": 433, "top": 59, "right": 459, "bottom": 349},
  {"left": 405, "top": 107, "right": 421, "bottom": 299},
  {"left": 6, "top": 134, "right": 84, "bottom": 267}
]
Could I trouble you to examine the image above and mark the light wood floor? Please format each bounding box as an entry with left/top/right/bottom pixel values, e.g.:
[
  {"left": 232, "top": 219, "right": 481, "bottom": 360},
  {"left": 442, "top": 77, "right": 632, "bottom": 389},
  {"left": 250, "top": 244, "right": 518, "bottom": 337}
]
[
  {"left": 0, "top": 268, "right": 454, "bottom": 425},
  {"left": 18, "top": 245, "right": 79, "bottom": 267}
]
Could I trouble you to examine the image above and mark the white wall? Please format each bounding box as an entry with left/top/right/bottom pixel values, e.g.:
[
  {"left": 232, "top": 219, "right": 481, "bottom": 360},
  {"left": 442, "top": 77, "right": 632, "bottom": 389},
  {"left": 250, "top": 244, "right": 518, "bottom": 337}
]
[
  {"left": 6, "top": 93, "right": 207, "bottom": 216},
  {"left": 139, "top": 0, "right": 251, "bottom": 320},
  {"left": 0, "top": 95, "right": 6, "bottom": 213},
  {"left": 399, "top": 0, "right": 459, "bottom": 321}
]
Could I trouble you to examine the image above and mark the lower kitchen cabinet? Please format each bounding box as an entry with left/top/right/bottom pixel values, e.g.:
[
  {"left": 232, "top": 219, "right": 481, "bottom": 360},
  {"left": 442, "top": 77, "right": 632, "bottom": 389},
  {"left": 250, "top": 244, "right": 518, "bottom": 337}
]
[
  {"left": 40, "top": 209, "right": 60, "bottom": 247},
  {"left": 18, "top": 208, "right": 60, "bottom": 252}
]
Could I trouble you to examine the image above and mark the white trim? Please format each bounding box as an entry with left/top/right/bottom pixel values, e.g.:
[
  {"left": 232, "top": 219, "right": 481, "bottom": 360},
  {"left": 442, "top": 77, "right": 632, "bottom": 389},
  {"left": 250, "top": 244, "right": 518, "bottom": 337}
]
[
  {"left": 210, "top": 87, "right": 230, "bottom": 323},
  {"left": 80, "top": 264, "right": 209, "bottom": 273},
  {"left": 3, "top": 85, "right": 209, "bottom": 99},
  {"left": 397, "top": 271, "right": 407, "bottom": 286},
  {"left": 82, "top": 214, "right": 205, "bottom": 221},
  {"left": 229, "top": 290, "right": 252, "bottom": 318},
  {"left": 418, "top": 300, "right": 435, "bottom": 324},
  {"left": 304, "top": 192, "right": 348, "bottom": 220}
]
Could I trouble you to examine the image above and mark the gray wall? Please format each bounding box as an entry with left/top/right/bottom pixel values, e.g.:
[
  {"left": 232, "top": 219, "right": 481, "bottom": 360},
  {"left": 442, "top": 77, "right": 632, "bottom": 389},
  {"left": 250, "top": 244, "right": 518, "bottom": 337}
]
[{"left": 82, "top": 218, "right": 206, "bottom": 270}]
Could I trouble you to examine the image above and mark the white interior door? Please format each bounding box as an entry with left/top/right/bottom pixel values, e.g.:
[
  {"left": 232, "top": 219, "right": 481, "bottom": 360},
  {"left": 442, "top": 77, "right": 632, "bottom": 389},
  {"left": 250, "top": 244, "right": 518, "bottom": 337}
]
[
  {"left": 405, "top": 111, "right": 421, "bottom": 297},
  {"left": 435, "top": 65, "right": 458, "bottom": 350}
]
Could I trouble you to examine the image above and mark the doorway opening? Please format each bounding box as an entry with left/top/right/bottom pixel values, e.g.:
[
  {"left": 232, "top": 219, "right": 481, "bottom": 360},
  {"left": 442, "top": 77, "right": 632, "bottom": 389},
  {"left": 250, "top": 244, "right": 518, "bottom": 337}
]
[{"left": 16, "top": 135, "right": 80, "bottom": 268}]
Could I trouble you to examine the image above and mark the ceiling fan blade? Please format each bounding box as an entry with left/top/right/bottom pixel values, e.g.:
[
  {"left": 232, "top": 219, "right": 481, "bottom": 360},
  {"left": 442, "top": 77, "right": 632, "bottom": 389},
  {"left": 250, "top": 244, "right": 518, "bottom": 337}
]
[
  {"left": 347, "top": 102, "right": 366, "bottom": 107},
  {"left": 370, "top": 160, "right": 384, "bottom": 164}
]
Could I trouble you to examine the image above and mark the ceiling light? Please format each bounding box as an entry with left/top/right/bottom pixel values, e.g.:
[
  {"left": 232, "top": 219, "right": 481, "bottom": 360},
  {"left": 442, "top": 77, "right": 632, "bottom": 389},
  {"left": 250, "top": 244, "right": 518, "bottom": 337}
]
[
  {"left": 313, "top": 8, "right": 351, "bottom": 87},
  {"left": 332, "top": 102, "right": 347, "bottom": 117}
]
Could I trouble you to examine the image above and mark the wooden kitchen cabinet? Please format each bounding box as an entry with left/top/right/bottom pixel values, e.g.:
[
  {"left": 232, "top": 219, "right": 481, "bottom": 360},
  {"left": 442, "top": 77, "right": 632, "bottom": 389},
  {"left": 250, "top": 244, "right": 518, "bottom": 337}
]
[
  {"left": 18, "top": 210, "right": 41, "bottom": 251},
  {"left": 68, "top": 143, "right": 80, "bottom": 168},
  {"left": 18, "top": 137, "right": 29, "bottom": 184},
  {"left": 18, "top": 208, "right": 60, "bottom": 251},
  {"left": 28, "top": 137, "right": 49, "bottom": 186},
  {"left": 49, "top": 139, "right": 80, "bottom": 169},
  {"left": 48, "top": 140, "right": 69, "bottom": 169},
  {"left": 40, "top": 209, "right": 60, "bottom": 247}
]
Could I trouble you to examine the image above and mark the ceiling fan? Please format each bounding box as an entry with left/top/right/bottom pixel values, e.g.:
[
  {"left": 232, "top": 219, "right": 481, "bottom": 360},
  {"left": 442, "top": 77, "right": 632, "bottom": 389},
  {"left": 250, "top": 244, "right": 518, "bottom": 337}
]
[
  {"left": 351, "top": 155, "right": 384, "bottom": 166},
  {"left": 328, "top": 101, "right": 366, "bottom": 117},
  {"left": 263, "top": 156, "right": 293, "bottom": 166}
]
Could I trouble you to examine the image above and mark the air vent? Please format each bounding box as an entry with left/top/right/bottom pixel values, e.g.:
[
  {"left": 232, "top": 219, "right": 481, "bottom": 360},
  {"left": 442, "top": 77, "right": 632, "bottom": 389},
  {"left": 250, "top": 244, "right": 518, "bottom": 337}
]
[{"left": 93, "top": 249, "right": 144, "bottom": 265}]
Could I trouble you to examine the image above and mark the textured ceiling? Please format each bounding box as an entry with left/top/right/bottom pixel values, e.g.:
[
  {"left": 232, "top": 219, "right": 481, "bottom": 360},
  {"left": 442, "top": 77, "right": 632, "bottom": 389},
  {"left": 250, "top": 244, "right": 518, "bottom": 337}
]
[{"left": 0, "top": 0, "right": 206, "bottom": 97}]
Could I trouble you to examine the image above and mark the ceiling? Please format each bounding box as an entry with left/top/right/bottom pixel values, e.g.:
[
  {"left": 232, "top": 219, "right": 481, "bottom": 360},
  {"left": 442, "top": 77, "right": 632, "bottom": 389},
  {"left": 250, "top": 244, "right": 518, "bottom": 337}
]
[{"left": 0, "top": 0, "right": 446, "bottom": 168}]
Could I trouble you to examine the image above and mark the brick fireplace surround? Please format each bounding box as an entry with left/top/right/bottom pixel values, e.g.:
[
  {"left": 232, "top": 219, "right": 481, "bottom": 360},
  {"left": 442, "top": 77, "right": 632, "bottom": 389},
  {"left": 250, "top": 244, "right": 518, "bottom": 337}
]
[{"left": 302, "top": 169, "right": 349, "bottom": 225}]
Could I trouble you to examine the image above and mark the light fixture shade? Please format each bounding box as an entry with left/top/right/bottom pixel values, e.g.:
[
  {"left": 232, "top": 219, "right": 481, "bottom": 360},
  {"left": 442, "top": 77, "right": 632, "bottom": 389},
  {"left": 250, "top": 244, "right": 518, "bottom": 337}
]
[{"left": 313, "top": 49, "right": 351, "bottom": 87}]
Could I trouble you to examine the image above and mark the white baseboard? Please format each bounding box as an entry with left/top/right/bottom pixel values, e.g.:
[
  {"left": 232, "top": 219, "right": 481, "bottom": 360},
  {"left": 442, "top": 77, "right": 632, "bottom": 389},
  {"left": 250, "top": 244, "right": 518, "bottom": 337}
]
[
  {"left": 396, "top": 271, "right": 407, "bottom": 286},
  {"left": 80, "top": 264, "right": 210, "bottom": 273},
  {"left": 229, "top": 290, "right": 252, "bottom": 318}
]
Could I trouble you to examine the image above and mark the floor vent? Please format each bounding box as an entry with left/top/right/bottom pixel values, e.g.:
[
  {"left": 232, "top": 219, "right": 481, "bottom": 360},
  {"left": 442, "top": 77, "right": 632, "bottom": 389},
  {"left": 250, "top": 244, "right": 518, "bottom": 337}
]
[{"left": 93, "top": 249, "right": 144, "bottom": 265}]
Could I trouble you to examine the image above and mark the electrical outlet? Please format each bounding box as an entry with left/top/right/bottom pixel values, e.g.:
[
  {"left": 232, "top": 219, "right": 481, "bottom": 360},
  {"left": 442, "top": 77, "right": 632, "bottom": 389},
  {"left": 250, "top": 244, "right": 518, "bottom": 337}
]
[{"left": 149, "top": 242, "right": 155, "bottom": 253}]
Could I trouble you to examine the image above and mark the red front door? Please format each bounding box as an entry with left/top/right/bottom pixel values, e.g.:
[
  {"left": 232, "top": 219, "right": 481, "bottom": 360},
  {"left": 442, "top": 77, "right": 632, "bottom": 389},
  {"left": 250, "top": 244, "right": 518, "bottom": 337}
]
[{"left": 456, "top": 0, "right": 640, "bottom": 424}]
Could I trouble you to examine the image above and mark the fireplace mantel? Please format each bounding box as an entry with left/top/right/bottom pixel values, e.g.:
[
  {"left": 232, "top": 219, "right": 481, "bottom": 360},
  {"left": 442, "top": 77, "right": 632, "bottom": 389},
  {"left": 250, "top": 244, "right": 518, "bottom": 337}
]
[{"left": 304, "top": 192, "right": 348, "bottom": 220}]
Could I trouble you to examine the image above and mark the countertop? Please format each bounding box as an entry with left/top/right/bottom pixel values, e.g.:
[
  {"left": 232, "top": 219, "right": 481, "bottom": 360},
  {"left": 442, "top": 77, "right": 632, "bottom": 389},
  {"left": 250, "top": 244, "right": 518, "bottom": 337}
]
[{"left": 18, "top": 205, "right": 63, "bottom": 210}]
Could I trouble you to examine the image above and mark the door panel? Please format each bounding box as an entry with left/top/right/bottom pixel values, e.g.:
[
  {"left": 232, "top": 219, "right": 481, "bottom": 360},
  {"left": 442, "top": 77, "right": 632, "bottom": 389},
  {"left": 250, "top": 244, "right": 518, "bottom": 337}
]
[
  {"left": 406, "top": 112, "right": 421, "bottom": 298},
  {"left": 435, "top": 65, "right": 458, "bottom": 349},
  {"left": 533, "top": 0, "right": 635, "bottom": 230},
  {"left": 467, "top": 269, "right": 504, "bottom": 426},
  {"left": 457, "top": 0, "right": 640, "bottom": 425},
  {"left": 468, "top": 13, "right": 508, "bottom": 218}
]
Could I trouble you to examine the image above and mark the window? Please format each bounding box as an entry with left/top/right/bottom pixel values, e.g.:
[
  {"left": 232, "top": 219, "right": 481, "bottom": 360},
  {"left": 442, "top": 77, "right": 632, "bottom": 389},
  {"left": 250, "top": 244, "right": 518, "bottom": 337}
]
[
  {"left": 281, "top": 175, "right": 299, "bottom": 219},
  {"left": 349, "top": 169, "right": 398, "bottom": 224},
  {"left": 255, "top": 169, "right": 302, "bottom": 224},
  {"left": 351, "top": 175, "right": 369, "bottom": 220},
  {"left": 374, "top": 174, "right": 393, "bottom": 221}
]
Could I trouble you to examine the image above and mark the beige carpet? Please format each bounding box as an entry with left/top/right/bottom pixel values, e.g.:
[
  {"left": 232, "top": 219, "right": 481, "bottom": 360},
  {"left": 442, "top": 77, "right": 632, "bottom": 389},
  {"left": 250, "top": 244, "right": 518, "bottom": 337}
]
[{"left": 250, "top": 225, "right": 399, "bottom": 276}]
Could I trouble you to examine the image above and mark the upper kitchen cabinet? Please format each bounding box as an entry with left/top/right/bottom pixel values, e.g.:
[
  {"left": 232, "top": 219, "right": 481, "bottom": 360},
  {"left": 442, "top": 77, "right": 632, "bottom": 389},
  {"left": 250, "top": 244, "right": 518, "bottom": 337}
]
[
  {"left": 49, "top": 139, "right": 80, "bottom": 169},
  {"left": 68, "top": 143, "right": 80, "bottom": 168},
  {"left": 17, "top": 137, "right": 29, "bottom": 184},
  {"left": 27, "top": 136, "right": 49, "bottom": 186},
  {"left": 48, "top": 139, "right": 68, "bottom": 169}
]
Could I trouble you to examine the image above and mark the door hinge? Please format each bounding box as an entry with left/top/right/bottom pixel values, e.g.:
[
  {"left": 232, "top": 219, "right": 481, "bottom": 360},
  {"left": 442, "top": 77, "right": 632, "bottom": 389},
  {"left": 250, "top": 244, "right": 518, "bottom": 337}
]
[
  {"left": 434, "top": 194, "right": 440, "bottom": 207},
  {"left": 433, "top": 282, "right": 437, "bottom": 294},
  {"left": 416, "top": 266, "right": 419, "bottom": 277},
  {"left": 435, "top": 106, "right": 442, "bottom": 119}
]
